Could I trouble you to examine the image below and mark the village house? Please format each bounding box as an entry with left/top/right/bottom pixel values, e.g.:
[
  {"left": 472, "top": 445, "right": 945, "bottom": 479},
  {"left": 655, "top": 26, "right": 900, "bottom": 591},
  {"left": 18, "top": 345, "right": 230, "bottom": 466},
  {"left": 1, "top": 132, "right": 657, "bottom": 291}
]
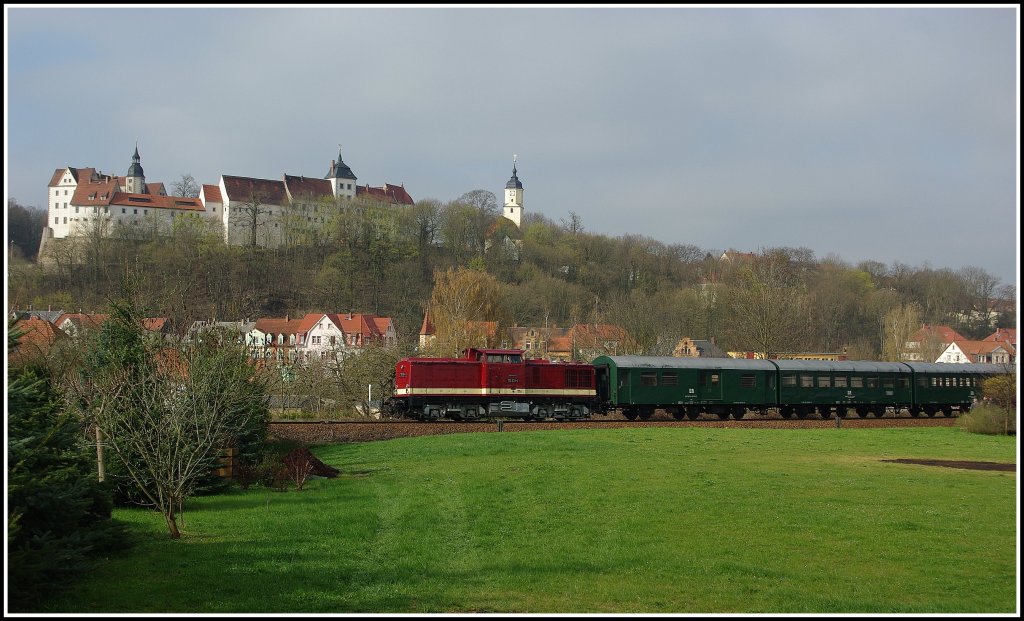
[{"left": 902, "top": 324, "right": 967, "bottom": 362}]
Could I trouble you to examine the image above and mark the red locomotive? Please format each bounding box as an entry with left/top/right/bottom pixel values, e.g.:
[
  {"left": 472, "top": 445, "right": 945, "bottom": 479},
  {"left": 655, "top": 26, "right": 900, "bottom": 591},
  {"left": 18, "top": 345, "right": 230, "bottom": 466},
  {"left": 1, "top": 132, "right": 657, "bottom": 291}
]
[{"left": 385, "top": 348, "right": 598, "bottom": 420}]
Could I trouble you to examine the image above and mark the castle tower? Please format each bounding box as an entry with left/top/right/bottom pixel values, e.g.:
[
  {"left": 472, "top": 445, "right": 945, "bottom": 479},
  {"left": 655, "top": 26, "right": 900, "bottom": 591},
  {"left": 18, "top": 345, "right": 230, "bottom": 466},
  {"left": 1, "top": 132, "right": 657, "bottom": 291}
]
[
  {"left": 503, "top": 154, "right": 523, "bottom": 227},
  {"left": 125, "top": 143, "right": 146, "bottom": 194},
  {"left": 325, "top": 145, "right": 357, "bottom": 200}
]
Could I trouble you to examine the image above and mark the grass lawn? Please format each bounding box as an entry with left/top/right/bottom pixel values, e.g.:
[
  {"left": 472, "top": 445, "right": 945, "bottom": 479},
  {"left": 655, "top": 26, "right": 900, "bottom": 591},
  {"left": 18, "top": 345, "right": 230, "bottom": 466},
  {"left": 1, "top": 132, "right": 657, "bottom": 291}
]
[{"left": 36, "top": 427, "right": 1017, "bottom": 613}]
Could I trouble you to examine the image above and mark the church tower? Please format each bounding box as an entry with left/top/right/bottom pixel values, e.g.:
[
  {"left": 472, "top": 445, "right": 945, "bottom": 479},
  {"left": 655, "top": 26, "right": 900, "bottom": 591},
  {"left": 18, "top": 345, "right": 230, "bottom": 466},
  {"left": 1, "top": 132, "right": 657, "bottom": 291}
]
[
  {"left": 125, "top": 143, "right": 146, "bottom": 194},
  {"left": 325, "top": 145, "right": 357, "bottom": 200},
  {"left": 503, "top": 155, "right": 523, "bottom": 228}
]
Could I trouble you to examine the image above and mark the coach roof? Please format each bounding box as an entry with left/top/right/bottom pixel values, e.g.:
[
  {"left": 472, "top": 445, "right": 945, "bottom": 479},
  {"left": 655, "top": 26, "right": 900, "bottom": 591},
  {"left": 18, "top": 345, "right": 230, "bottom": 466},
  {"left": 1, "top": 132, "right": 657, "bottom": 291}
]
[
  {"left": 902, "top": 362, "right": 1014, "bottom": 374},
  {"left": 593, "top": 356, "right": 778, "bottom": 371},
  {"left": 771, "top": 360, "right": 909, "bottom": 373}
]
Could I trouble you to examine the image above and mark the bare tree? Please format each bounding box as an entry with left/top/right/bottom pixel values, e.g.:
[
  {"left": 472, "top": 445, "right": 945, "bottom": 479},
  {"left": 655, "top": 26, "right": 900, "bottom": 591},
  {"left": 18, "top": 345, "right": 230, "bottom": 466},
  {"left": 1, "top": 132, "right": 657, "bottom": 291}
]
[
  {"left": 77, "top": 302, "right": 270, "bottom": 538},
  {"left": 171, "top": 174, "right": 201, "bottom": 198},
  {"left": 881, "top": 302, "right": 922, "bottom": 362},
  {"left": 230, "top": 190, "right": 274, "bottom": 248}
]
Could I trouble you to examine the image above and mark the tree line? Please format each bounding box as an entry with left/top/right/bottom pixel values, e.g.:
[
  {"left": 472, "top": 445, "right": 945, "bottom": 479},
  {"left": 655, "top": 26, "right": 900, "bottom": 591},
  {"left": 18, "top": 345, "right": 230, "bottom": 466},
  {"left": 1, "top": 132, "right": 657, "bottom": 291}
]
[{"left": 7, "top": 189, "right": 1015, "bottom": 361}]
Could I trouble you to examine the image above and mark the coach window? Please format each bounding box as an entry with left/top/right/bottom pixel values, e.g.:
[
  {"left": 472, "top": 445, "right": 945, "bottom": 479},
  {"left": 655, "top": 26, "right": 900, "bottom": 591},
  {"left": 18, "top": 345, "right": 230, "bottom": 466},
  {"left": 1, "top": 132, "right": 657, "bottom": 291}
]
[
  {"left": 834, "top": 376, "right": 848, "bottom": 388},
  {"left": 897, "top": 377, "right": 909, "bottom": 389},
  {"left": 710, "top": 374, "right": 720, "bottom": 388},
  {"left": 782, "top": 374, "right": 797, "bottom": 387},
  {"left": 866, "top": 377, "right": 878, "bottom": 388},
  {"left": 818, "top": 376, "right": 831, "bottom": 388},
  {"left": 881, "top": 377, "right": 894, "bottom": 388},
  {"left": 850, "top": 376, "right": 863, "bottom": 388},
  {"left": 740, "top": 374, "right": 756, "bottom": 388},
  {"left": 930, "top": 377, "right": 937, "bottom": 387},
  {"left": 800, "top": 375, "right": 813, "bottom": 388},
  {"left": 662, "top": 372, "right": 678, "bottom": 387},
  {"left": 917, "top": 376, "right": 927, "bottom": 387},
  {"left": 641, "top": 372, "right": 658, "bottom": 387}
]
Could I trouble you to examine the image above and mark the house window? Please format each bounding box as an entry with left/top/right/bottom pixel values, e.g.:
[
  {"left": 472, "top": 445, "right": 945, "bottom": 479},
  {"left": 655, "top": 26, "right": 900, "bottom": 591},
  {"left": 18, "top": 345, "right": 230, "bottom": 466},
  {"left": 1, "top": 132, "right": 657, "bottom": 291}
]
[
  {"left": 312, "top": 336, "right": 321, "bottom": 345},
  {"left": 122, "top": 208, "right": 126, "bottom": 214},
  {"left": 55, "top": 217, "right": 59, "bottom": 224},
  {"left": 63, "top": 217, "right": 67, "bottom": 224},
  {"left": 134, "top": 209, "right": 138, "bottom": 214},
  {"left": 75, "top": 206, "right": 79, "bottom": 213},
  {"left": 330, "top": 336, "right": 335, "bottom": 346}
]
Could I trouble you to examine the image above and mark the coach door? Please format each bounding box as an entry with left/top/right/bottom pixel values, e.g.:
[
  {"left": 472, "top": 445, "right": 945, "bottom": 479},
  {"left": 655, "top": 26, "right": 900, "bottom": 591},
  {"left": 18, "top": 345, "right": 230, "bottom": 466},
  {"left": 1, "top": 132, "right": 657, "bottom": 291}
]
[{"left": 699, "top": 369, "right": 722, "bottom": 403}]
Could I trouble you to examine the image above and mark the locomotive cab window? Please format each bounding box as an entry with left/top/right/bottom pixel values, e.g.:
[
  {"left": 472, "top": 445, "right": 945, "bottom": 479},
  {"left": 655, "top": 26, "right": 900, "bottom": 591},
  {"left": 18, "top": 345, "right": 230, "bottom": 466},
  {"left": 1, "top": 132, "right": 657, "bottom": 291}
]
[
  {"left": 640, "top": 372, "right": 658, "bottom": 386},
  {"left": 782, "top": 374, "right": 797, "bottom": 387},
  {"left": 740, "top": 374, "right": 756, "bottom": 388}
]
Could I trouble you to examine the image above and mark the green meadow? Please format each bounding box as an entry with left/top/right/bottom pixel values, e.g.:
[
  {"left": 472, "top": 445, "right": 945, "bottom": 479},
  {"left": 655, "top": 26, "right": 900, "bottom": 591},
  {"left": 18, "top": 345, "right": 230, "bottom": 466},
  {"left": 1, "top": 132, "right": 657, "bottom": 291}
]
[{"left": 38, "top": 427, "right": 1017, "bottom": 613}]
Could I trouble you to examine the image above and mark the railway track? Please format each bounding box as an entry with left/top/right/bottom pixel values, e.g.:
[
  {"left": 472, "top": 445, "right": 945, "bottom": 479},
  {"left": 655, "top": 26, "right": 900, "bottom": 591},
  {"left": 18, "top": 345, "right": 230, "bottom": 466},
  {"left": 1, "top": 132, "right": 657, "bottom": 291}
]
[{"left": 267, "top": 414, "right": 960, "bottom": 444}]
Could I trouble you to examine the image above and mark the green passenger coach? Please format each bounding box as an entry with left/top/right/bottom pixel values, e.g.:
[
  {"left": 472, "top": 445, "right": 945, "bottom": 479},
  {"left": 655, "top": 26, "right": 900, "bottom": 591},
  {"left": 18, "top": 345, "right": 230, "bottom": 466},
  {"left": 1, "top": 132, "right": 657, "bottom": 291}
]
[
  {"left": 772, "top": 360, "right": 911, "bottom": 419},
  {"left": 591, "top": 356, "right": 778, "bottom": 420},
  {"left": 903, "top": 362, "right": 1008, "bottom": 417},
  {"left": 591, "top": 355, "right": 1013, "bottom": 421}
]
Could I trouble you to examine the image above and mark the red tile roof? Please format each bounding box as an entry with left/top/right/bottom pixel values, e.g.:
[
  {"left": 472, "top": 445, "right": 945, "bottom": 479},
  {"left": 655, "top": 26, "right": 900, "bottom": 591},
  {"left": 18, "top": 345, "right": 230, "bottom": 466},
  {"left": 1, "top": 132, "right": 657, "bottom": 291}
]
[
  {"left": 109, "top": 193, "right": 206, "bottom": 212},
  {"left": 201, "top": 184, "right": 223, "bottom": 203},
  {"left": 984, "top": 328, "right": 1016, "bottom": 346},
  {"left": 911, "top": 324, "right": 966, "bottom": 344},
  {"left": 356, "top": 183, "right": 414, "bottom": 205},
  {"left": 221, "top": 175, "right": 288, "bottom": 205},
  {"left": 420, "top": 311, "right": 435, "bottom": 336},
  {"left": 71, "top": 177, "right": 121, "bottom": 206},
  {"left": 54, "top": 313, "right": 110, "bottom": 332},
  {"left": 284, "top": 175, "right": 333, "bottom": 201},
  {"left": 9, "top": 317, "right": 66, "bottom": 362}
]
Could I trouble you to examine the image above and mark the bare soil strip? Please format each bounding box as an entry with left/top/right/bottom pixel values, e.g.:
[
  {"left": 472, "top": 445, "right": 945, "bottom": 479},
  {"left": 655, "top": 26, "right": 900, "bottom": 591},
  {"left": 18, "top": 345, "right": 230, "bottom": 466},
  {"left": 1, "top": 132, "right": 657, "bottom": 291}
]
[{"left": 882, "top": 459, "right": 1016, "bottom": 472}]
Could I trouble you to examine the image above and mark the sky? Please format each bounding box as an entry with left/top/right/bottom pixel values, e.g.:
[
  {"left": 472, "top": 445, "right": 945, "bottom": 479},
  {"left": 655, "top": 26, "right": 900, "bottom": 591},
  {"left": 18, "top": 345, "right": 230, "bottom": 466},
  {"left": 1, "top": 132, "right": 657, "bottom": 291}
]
[{"left": 5, "top": 5, "right": 1020, "bottom": 288}]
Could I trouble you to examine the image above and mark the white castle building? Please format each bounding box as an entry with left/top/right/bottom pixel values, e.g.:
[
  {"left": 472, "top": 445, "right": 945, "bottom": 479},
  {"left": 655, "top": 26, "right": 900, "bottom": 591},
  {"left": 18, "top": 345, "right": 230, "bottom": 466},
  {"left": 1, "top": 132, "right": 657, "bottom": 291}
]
[{"left": 44, "top": 146, "right": 413, "bottom": 249}]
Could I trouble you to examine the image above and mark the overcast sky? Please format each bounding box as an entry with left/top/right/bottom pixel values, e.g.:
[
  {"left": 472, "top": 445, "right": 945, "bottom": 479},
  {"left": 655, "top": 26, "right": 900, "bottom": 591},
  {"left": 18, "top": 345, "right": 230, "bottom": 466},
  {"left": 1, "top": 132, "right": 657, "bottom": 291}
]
[{"left": 5, "top": 5, "right": 1019, "bottom": 287}]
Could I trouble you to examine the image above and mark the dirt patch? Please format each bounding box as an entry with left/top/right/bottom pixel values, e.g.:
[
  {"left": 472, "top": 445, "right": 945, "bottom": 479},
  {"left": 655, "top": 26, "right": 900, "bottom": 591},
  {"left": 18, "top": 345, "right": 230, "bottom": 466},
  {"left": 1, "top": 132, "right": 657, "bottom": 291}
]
[{"left": 883, "top": 459, "right": 1016, "bottom": 472}]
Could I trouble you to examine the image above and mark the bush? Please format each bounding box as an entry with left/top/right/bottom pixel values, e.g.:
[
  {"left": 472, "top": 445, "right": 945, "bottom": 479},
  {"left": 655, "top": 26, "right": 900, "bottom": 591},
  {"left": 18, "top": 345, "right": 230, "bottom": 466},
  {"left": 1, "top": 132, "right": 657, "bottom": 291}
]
[
  {"left": 7, "top": 364, "right": 130, "bottom": 610},
  {"left": 958, "top": 404, "right": 1014, "bottom": 436}
]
